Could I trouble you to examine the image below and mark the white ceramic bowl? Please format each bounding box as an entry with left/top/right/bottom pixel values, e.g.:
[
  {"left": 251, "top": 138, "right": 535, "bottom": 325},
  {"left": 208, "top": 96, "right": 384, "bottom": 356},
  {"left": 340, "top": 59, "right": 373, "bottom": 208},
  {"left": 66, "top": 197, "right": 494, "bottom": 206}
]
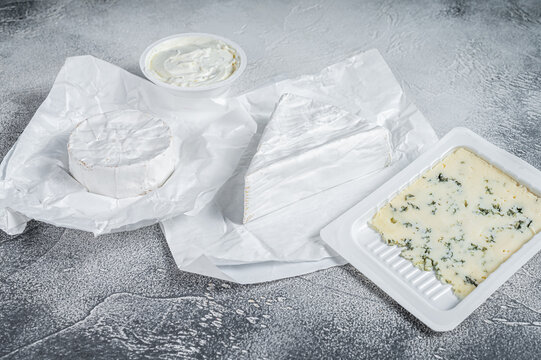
[{"left": 140, "top": 33, "right": 247, "bottom": 98}]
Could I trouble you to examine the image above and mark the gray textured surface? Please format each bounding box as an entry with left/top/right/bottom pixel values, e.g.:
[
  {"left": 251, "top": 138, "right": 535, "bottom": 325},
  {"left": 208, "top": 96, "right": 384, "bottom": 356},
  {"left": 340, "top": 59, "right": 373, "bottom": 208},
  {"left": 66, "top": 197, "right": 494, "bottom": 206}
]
[{"left": 1, "top": 0, "right": 541, "bottom": 358}]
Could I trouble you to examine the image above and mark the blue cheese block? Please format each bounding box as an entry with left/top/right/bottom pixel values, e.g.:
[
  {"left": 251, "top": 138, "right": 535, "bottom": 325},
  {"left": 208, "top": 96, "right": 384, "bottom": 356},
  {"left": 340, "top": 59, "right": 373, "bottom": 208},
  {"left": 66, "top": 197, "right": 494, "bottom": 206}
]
[{"left": 371, "top": 147, "right": 541, "bottom": 298}]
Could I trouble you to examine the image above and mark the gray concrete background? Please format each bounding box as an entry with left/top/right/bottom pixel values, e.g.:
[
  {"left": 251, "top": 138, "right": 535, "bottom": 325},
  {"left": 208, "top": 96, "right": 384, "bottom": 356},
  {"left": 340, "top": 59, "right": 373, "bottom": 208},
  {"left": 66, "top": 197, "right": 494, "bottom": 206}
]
[{"left": 1, "top": 0, "right": 540, "bottom": 358}]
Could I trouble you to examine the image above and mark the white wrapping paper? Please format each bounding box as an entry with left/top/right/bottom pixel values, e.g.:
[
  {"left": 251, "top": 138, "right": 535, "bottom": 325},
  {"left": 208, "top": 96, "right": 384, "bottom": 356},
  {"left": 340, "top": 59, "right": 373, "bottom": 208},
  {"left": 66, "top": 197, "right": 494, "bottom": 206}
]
[
  {"left": 161, "top": 49, "right": 439, "bottom": 283},
  {"left": 0, "top": 49, "right": 438, "bottom": 284},
  {"left": 0, "top": 56, "right": 256, "bottom": 235}
]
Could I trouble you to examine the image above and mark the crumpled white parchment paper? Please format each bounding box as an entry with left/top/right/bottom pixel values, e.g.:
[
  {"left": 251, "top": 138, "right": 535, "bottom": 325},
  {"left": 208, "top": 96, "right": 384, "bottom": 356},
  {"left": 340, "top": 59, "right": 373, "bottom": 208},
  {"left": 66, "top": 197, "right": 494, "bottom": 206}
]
[
  {"left": 161, "top": 49, "right": 439, "bottom": 283},
  {"left": 0, "top": 56, "right": 256, "bottom": 235},
  {"left": 0, "top": 49, "right": 438, "bottom": 283}
]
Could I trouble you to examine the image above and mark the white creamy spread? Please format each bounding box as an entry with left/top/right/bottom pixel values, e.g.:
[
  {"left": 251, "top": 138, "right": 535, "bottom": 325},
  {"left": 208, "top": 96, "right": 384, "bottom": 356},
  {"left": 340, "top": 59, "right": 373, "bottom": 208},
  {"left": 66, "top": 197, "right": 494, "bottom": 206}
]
[{"left": 145, "top": 36, "right": 239, "bottom": 87}]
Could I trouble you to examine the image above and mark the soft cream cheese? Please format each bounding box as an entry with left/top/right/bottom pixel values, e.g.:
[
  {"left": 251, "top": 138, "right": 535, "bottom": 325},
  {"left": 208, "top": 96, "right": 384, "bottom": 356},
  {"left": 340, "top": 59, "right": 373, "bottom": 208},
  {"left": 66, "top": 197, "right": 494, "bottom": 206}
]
[{"left": 145, "top": 36, "right": 239, "bottom": 87}]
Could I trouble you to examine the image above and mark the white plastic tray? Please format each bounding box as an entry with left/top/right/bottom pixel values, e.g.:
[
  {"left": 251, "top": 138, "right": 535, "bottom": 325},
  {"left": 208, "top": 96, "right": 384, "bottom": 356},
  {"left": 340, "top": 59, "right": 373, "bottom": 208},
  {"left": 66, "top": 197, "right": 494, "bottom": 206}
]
[{"left": 320, "top": 127, "right": 541, "bottom": 331}]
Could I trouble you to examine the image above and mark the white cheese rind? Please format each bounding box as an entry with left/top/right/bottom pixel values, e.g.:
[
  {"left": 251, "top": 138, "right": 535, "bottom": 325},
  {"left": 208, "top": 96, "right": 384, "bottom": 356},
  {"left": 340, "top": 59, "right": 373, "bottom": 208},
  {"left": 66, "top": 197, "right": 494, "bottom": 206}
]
[
  {"left": 371, "top": 147, "right": 541, "bottom": 298},
  {"left": 68, "top": 110, "right": 176, "bottom": 199},
  {"left": 244, "top": 94, "right": 392, "bottom": 223}
]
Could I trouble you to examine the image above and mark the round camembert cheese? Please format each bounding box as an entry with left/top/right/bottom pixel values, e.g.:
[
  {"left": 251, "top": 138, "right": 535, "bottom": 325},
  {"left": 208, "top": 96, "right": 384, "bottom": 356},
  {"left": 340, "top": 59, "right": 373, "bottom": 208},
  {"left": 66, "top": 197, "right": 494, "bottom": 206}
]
[{"left": 68, "top": 110, "right": 176, "bottom": 199}]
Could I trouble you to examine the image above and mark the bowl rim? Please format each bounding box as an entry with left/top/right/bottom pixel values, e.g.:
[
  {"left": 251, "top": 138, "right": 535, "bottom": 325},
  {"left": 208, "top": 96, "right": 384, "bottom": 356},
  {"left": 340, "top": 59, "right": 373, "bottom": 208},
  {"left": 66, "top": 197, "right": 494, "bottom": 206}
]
[{"left": 139, "top": 32, "right": 247, "bottom": 92}]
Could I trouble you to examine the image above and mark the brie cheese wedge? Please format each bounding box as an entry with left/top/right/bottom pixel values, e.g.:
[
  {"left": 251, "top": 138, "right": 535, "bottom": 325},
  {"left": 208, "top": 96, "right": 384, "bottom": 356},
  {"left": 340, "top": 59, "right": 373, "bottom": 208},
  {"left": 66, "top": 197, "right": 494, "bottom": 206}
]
[
  {"left": 243, "top": 93, "right": 392, "bottom": 223},
  {"left": 68, "top": 109, "right": 176, "bottom": 199}
]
